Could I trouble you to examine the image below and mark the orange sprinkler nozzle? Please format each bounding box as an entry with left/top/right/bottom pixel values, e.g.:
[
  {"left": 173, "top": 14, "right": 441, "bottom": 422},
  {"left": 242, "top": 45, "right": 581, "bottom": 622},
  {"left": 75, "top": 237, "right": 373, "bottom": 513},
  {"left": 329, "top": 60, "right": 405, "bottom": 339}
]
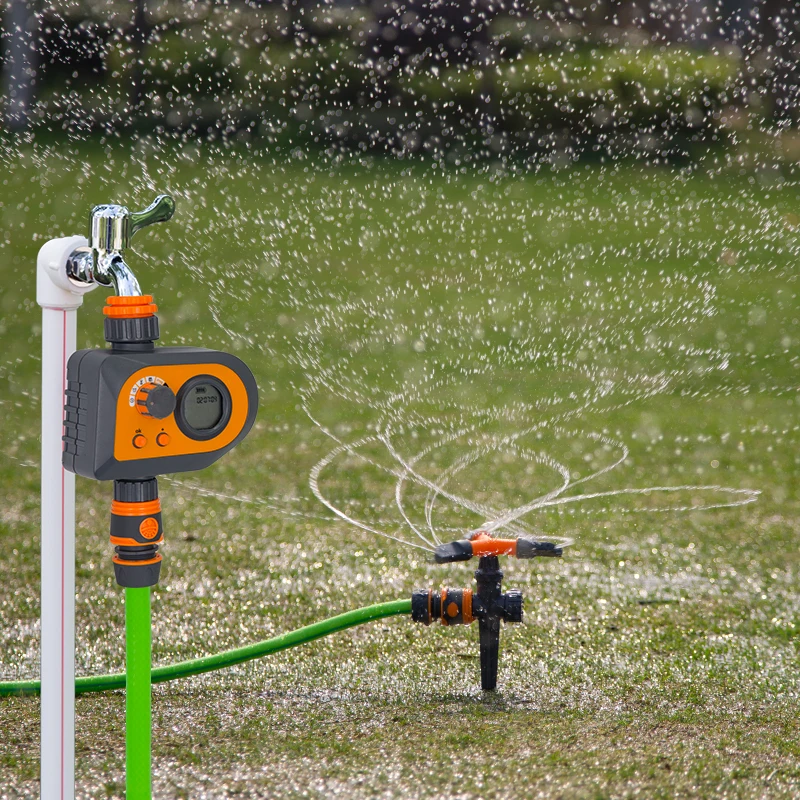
[
  {"left": 434, "top": 532, "right": 562, "bottom": 563},
  {"left": 470, "top": 533, "right": 517, "bottom": 557}
]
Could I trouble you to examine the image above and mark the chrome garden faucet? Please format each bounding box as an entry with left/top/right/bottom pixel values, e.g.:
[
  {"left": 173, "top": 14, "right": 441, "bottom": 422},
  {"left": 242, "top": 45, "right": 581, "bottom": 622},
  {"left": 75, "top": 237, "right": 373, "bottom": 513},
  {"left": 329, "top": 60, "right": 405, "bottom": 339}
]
[{"left": 66, "top": 194, "right": 174, "bottom": 296}]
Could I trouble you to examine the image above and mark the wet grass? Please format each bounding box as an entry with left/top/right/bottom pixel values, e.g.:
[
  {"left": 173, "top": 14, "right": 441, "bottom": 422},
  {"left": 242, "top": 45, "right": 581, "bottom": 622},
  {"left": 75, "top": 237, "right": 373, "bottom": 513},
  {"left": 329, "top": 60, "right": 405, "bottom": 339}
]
[{"left": 0, "top": 137, "right": 799, "bottom": 798}]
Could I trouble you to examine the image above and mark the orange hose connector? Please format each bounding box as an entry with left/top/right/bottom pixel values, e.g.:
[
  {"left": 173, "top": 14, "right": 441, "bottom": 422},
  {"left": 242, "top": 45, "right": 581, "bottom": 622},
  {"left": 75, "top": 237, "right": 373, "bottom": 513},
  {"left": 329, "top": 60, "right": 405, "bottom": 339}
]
[
  {"left": 111, "top": 499, "right": 161, "bottom": 517},
  {"left": 103, "top": 295, "right": 158, "bottom": 319}
]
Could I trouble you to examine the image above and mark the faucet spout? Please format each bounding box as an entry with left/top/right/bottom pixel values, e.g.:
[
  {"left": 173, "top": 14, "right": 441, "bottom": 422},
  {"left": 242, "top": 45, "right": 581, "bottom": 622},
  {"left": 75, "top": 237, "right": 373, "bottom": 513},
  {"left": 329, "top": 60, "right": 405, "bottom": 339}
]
[
  {"left": 98, "top": 252, "right": 143, "bottom": 297},
  {"left": 66, "top": 248, "right": 143, "bottom": 297}
]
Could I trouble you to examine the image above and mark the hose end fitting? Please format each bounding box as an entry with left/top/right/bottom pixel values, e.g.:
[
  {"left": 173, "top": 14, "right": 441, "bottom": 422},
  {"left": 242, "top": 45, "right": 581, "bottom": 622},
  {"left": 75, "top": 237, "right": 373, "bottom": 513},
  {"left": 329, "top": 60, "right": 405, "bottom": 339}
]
[
  {"left": 110, "top": 478, "right": 164, "bottom": 587},
  {"left": 411, "top": 588, "right": 474, "bottom": 625},
  {"left": 113, "top": 545, "right": 162, "bottom": 588}
]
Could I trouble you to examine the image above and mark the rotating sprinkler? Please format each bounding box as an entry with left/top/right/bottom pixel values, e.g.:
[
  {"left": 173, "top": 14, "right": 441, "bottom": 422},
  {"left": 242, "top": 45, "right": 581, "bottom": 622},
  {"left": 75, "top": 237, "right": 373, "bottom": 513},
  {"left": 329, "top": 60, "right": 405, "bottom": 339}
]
[{"left": 412, "top": 532, "right": 563, "bottom": 691}]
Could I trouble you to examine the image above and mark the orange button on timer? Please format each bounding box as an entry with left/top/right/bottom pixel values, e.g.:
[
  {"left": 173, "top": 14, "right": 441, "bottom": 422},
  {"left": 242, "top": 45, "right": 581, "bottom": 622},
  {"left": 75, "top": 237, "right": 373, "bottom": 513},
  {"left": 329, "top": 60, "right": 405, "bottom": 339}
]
[
  {"left": 156, "top": 432, "right": 170, "bottom": 447},
  {"left": 132, "top": 434, "right": 147, "bottom": 449}
]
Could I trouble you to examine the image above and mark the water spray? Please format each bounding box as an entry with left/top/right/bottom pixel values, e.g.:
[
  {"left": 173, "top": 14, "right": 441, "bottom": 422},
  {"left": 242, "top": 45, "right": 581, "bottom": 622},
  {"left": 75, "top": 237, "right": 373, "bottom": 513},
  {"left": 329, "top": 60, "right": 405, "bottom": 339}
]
[{"left": 412, "top": 532, "right": 562, "bottom": 691}]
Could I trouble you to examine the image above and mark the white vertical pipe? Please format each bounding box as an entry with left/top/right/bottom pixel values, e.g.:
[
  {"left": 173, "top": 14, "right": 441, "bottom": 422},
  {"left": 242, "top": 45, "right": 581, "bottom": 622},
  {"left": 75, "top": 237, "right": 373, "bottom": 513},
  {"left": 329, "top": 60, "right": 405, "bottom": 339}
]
[
  {"left": 37, "top": 237, "right": 94, "bottom": 800},
  {"left": 40, "top": 306, "right": 77, "bottom": 800}
]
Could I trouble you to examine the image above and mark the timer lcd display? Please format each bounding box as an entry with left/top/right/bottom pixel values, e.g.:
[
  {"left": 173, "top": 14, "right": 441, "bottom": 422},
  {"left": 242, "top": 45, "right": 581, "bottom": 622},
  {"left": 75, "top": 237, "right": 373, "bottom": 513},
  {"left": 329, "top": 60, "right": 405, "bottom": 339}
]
[{"left": 183, "top": 383, "right": 224, "bottom": 430}]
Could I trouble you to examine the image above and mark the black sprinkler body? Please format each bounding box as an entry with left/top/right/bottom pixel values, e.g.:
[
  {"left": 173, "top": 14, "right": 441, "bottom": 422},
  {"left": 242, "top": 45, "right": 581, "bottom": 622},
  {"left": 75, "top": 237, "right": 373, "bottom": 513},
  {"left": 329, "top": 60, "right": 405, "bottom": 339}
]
[{"left": 412, "top": 532, "right": 562, "bottom": 691}]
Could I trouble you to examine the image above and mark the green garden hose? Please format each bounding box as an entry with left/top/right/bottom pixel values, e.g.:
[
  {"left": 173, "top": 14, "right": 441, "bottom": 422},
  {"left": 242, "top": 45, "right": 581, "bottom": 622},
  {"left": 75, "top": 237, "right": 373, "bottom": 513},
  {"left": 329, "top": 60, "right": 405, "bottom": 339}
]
[
  {"left": 126, "top": 587, "right": 151, "bottom": 800},
  {"left": 0, "top": 599, "right": 412, "bottom": 697}
]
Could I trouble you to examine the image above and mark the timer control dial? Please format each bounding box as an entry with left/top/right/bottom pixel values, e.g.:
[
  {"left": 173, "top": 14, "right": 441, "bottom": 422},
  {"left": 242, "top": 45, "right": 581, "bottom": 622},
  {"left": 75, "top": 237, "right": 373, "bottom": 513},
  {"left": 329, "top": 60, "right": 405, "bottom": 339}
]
[{"left": 135, "top": 382, "right": 176, "bottom": 419}]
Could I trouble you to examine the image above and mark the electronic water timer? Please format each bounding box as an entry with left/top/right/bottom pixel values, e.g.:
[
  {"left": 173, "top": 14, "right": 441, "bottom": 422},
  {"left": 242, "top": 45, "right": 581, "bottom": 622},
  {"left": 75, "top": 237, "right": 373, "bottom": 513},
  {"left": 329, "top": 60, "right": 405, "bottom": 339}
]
[
  {"left": 63, "top": 328, "right": 257, "bottom": 481},
  {"left": 63, "top": 279, "right": 257, "bottom": 588}
]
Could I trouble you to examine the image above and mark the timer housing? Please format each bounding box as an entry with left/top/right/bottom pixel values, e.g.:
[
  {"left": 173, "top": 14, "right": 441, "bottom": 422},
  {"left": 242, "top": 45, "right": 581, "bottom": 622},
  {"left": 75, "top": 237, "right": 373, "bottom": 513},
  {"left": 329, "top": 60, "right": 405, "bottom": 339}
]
[{"left": 63, "top": 347, "right": 258, "bottom": 480}]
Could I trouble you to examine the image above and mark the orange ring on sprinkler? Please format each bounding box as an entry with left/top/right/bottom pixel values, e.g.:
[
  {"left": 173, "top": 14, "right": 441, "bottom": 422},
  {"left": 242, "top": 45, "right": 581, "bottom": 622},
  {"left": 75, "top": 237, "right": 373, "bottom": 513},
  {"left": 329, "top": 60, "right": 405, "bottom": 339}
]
[
  {"left": 462, "top": 589, "right": 474, "bottom": 624},
  {"left": 110, "top": 535, "right": 164, "bottom": 547},
  {"left": 469, "top": 531, "right": 517, "bottom": 557}
]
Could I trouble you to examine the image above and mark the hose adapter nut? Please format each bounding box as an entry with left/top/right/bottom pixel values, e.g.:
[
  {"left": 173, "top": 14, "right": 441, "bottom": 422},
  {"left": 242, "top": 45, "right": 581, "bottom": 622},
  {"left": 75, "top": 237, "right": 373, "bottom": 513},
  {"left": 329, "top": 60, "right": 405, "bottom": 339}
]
[
  {"left": 411, "top": 588, "right": 474, "bottom": 625},
  {"left": 499, "top": 589, "right": 523, "bottom": 623}
]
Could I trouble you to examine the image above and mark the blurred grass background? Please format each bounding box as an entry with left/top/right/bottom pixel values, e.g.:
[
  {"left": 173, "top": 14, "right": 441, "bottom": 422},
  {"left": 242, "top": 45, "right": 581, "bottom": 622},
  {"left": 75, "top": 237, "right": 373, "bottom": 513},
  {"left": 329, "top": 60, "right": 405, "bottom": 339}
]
[
  {"left": 2, "top": 1, "right": 800, "bottom": 797},
  {"left": 0, "top": 136, "right": 798, "bottom": 797}
]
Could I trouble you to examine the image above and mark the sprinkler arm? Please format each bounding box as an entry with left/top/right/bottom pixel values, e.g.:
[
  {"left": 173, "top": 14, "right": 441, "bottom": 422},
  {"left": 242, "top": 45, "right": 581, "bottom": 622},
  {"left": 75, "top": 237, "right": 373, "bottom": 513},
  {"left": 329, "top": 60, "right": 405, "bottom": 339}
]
[
  {"left": 66, "top": 194, "right": 175, "bottom": 296},
  {"left": 434, "top": 532, "right": 562, "bottom": 563}
]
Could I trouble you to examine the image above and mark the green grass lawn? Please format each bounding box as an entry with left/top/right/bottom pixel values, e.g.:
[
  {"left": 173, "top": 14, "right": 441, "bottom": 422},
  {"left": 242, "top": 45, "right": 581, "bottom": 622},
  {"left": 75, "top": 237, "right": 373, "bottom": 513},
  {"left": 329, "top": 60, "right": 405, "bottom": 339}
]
[{"left": 1, "top": 137, "right": 799, "bottom": 798}]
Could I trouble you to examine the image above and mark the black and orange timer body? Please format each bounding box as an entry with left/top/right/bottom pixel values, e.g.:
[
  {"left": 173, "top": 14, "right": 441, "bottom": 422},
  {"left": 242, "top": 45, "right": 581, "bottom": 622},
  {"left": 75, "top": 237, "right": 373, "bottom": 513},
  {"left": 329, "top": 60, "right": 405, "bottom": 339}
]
[
  {"left": 63, "top": 346, "right": 257, "bottom": 480},
  {"left": 61, "top": 293, "right": 257, "bottom": 588}
]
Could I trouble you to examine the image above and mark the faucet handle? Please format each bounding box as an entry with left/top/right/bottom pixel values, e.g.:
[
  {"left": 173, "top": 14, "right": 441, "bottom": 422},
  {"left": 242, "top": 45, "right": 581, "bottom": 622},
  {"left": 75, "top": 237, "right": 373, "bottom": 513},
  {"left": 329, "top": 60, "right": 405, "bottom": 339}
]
[
  {"left": 88, "top": 194, "right": 175, "bottom": 253},
  {"left": 130, "top": 194, "right": 175, "bottom": 239}
]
